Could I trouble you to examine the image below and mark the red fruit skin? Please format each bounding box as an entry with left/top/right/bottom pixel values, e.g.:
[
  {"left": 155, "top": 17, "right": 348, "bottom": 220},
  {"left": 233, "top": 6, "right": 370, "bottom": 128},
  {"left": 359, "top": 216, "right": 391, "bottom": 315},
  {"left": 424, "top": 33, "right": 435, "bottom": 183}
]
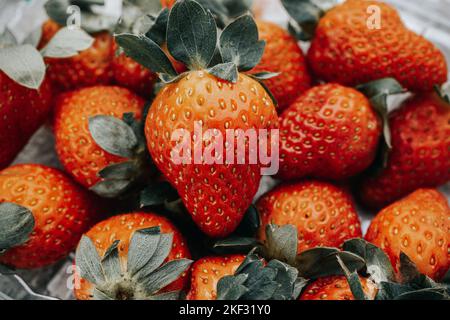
[
  {"left": 145, "top": 71, "right": 279, "bottom": 238},
  {"left": 253, "top": 21, "right": 311, "bottom": 111},
  {"left": 277, "top": 83, "right": 381, "bottom": 180},
  {"left": 365, "top": 189, "right": 449, "bottom": 281},
  {"left": 300, "top": 276, "right": 377, "bottom": 300},
  {"left": 256, "top": 181, "right": 362, "bottom": 254},
  {"left": 0, "top": 73, "right": 53, "bottom": 170},
  {"left": 74, "top": 212, "right": 191, "bottom": 300},
  {"left": 0, "top": 164, "right": 97, "bottom": 269},
  {"left": 40, "top": 20, "right": 114, "bottom": 92},
  {"left": 186, "top": 255, "right": 245, "bottom": 300},
  {"left": 54, "top": 86, "right": 144, "bottom": 188},
  {"left": 360, "top": 93, "right": 450, "bottom": 209},
  {"left": 307, "top": 0, "right": 447, "bottom": 91}
]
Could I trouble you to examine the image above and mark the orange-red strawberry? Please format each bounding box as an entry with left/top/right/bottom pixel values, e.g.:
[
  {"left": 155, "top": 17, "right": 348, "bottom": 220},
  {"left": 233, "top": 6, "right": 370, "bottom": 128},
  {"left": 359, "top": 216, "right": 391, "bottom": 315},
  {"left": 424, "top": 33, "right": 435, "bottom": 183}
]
[
  {"left": 300, "top": 276, "right": 377, "bottom": 300},
  {"left": 39, "top": 20, "right": 114, "bottom": 92},
  {"left": 0, "top": 164, "right": 97, "bottom": 269},
  {"left": 365, "top": 189, "right": 449, "bottom": 281},
  {"left": 160, "top": 0, "right": 176, "bottom": 8},
  {"left": 186, "top": 255, "right": 245, "bottom": 300},
  {"left": 360, "top": 92, "right": 450, "bottom": 209},
  {"left": 74, "top": 212, "right": 191, "bottom": 300},
  {"left": 54, "top": 86, "right": 144, "bottom": 188},
  {"left": 256, "top": 181, "right": 362, "bottom": 254},
  {"left": 253, "top": 20, "right": 311, "bottom": 111},
  {"left": 277, "top": 83, "right": 381, "bottom": 180},
  {"left": 0, "top": 73, "right": 52, "bottom": 169},
  {"left": 304, "top": 0, "right": 447, "bottom": 91}
]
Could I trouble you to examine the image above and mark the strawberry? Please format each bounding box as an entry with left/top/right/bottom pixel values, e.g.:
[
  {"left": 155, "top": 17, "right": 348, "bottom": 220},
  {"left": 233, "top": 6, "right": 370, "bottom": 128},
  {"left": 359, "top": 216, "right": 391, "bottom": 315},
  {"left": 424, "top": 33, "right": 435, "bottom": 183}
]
[
  {"left": 252, "top": 20, "right": 311, "bottom": 111},
  {"left": 160, "top": 0, "right": 176, "bottom": 7},
  {"left": 0, "top": 164, "right": 97, "bottom": 269},
  {"left": 360, "top": 91, "right": 450, "bottom": 208},
  {"left": 300, "top": 276, "right": 377, "bottom": 300},
  {"left": 256, "top": 181, "right": 362, "bottom": 254},
  {"left": 116, "top": 1, "right": 279, "bottom": 237},
  {"left": 282, "top": 0, "right": 448, "bottom": 91},
  {"left": 54, "top": 86, "right": 145, "bottom": 189},
  {"left": 277, "top": 83, "right": 381, "bottom": 180},
  {"left": 365, "top": 189, "right": 449, "bottom": 281},
  {"left": 74, "top": 212, "right": 192, "bottom": 300},
  {"left": 186, "top": 255, "right": 245, "bottom": 300}
]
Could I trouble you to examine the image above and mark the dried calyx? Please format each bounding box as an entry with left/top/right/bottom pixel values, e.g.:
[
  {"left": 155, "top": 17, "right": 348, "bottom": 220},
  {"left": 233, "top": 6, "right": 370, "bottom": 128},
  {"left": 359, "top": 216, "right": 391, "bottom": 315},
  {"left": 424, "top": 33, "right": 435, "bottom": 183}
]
[{"left": 76, "top": 226, "right": 192, "bottom": 300}]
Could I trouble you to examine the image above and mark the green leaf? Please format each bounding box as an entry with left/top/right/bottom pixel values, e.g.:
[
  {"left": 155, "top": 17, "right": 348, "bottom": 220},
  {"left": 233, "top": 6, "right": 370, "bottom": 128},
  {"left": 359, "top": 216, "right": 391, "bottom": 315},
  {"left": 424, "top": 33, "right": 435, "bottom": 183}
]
[
  {"left": 336, "top": 255, "right": 368, "bottom": 300},
  {"left": 395, "top": 287, "right": 449, "bottom": 300},
  {"left": 40, "top": 27, "right": 94, "bottom": 58},
  {"left": 127, "top": 227, "right": 161, "bottom": 277},
  {"left": 126, "top": 0, "right": 163, "bottom": 15},
  {"left": 434, "top": 84, "right": 450, "bottom": 105},
  {"left": 250, "top": 72, "right": 280, "bottom": 81},
  {"left": 281, "top": 0, "right": 324, "bottom": 41},
  {"left": 196, "top": 0, "right": 230, "bottom": 26},
  {"left": 208, "top": 62, "right": 239, "bottom": 83},
  {"left": 267, "top": 260, "right": 301, "bottom": 300},
  {"left": 89, "top": 115, "right": 138, "bottom": 158},
  {"left": 219, "top": 14, "right": 265, "bottom": 72},
  {"left": 75, "top": 235, "right": 105, "bottom": 285},
  {"left": 398, "top": 252, "right": 422, "bottom": 283},
  {"left": 222, "top": 0, "right": 254, "bottom": 17},
  {"left": 167, "top": 0, "right": 218, "bottom": 70},
  {"left": 140, "top": 259, "right": 193, "bottom": 294},
  {"left": 356, "top": 78, "right": 405, "bottom": 98},
  {"left": 216, "top": 274, "right": 249, "bottom": 300},
  {"left": 0, "top": 203, "right": 34, "bottom": 252},
  {"left": 101, "top": 240, "right": 122, "bottom": 282},
  {"left": 145, "top": 9, "right": 170, "bottom": 46},
  {"left": 213, "top": 237, "right": 261, "bottom": 254},
  {"left": 0, "top": 28, "right": 18, "bottom": 48},
  {"left": 140, "top": 181, "right": 179, "bottom": 207},
  {"left": 98, "top": 161, "right": 138, "bottom": 180},
  {"left": 0, "top": 44, "right": 45, "bottom": 89},
  {"left": 92, "top": 288, "right": 114, "bottom": 300},
  {"left": 343, "top": 238, "right": 395, "bottom": 283},
  {"left": 115, "top": 33, "right": 177, "bottom": 76},
  {"left": 23, "top": 28, "right": 43, "bottom": 48},
  {"left": 135, "top": 233, "right": 174, "bottom": 280},
  {"left": 90, "top": 179, "right": 132, "bottom": 198},
  {"left": 264, "top": 224, "right": 298, "bottom": 265}
]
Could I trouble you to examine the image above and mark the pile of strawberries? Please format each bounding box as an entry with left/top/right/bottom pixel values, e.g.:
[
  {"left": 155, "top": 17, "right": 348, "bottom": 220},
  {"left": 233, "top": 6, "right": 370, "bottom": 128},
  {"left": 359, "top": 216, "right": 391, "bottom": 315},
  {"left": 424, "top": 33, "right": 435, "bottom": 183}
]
[{"left": 0, "top": 0, "right": 448, "bottom": 301}]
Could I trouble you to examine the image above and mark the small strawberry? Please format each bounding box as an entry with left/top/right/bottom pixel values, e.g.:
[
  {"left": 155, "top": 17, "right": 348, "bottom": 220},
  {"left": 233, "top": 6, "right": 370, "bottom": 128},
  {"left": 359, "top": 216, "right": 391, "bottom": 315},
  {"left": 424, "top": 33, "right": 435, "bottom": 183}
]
[
  {"left": 253, "top": 20, "right": 311, "bottom": 111},
  {"left": 186, "top": 255, "right": 245, "bottom": 300},
  {"left": 256, "top": 181, "right": 362, "bottom": 254},
  {"left": 54, "top": 86, "right": 145, "bottom": 190},
  {"left": 300, "top": 276, "right": 377, "bottom": 300},
  {"left": 277, "top": 83, "right": 381, "bottom": 180},
  {"left": 365, "top": 189, "right": 449, "bottom": 281},
  {"left": 74, "top": 212, "right": 192, "bottom": 300},
  {"left": 360, "top": 90, "right": 450, "bottom": 208},
  {"left": 0, "top": 164, "right": 97, "bottom": 269},
  {"left": 282, "top": 0, "right": 448, "bottom": 91},
  {"left": 116, "top": 1, "right": 279, "bottom": 237}
]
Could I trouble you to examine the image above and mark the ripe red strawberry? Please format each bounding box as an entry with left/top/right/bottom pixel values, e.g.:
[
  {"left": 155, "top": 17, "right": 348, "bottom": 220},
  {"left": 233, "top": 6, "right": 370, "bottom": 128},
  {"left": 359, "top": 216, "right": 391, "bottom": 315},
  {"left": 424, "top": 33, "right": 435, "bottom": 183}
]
[
  {"left": 54, "top": 86, "right": 145, "bottom": 188},
  {"left": 0, "top": 73, "right": 52, "bottom": 169},
  {"left": 303, "top": 0, "right": 447, "bottom": 91},
  {"left": 186, "top": 255, "right": 245, "bottom": 300},
  {"left": 300, "top": 276, "right": 377, "bottom": 300},
  {"left": 256, "top": 181, "right": 362, "bottom": 254},
  {"left": 277, "top": 83, "right": 381, "bottom": 180},
  {"left": 360, "top": 92, "right": 450, "bottom": 209},
  {"left": 365, "top": 189, "right": 449, "bottom": 281},
  {"left": 160, "top": 0, "right": 176, "bottom": 8},
  {"left": 0, "top": 164, "right": 97, "bottom": 269},
  {"left": 39, "top": 19, "right": 114, "bottom": 92},
  {"left": 74, "top": 212, "right": 191, "bottom": 300},
  {"left": 253, "top": 20, "right": 311, "bottom": 111}
]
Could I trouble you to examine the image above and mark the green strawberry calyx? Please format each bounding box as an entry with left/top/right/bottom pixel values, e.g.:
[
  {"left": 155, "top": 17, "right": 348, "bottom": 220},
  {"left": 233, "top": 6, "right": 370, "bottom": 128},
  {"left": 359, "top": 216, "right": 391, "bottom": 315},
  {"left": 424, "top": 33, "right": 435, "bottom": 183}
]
[
  {"left": 434, "top": 83, "right": 450, "bottom": 107},
  {"left": 0, "top": 26, "right": 93, "bottom": 89},
  {"left": 75, "top": 226, "right": 192, "bottom": 300},
  {"left": 0, "top": 203, "right": 35, "bottom": 256},
  {"left": 115, "top": 0, "right": 277, "bottom": 89}
]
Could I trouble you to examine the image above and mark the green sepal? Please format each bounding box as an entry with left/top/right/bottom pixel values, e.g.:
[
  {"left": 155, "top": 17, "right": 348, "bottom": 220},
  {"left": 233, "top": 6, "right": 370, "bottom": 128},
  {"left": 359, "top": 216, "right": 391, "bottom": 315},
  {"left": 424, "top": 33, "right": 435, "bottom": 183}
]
[
  {"left": 434, "top": 84, "right": 450, "bottom": 106},
  {"left": 0, "top": 28, "right": 18, "bottom": 48},
  {"left": 145, "top": 9, "right": 170, "bottom": 46},
  {"left": 281, "top": 0, "right": 325, "bottom": 41},
  {"left": 208, "top": 62, "right": 239, "bottom": 83},
  {"left": 0, "top": 203, "right": 35, "bottom": 253},
  {"left": 0, "top": 264, "right": 15, "bottom": 275},
  {"left": 222, "top": 0, "right": 254, "bottom": 18},
  {"left": 336, "top": 255, "right": 368, "bottom": 300},
  {"left": 40, "top": 27, "right": 94, "bottom": 58},
  {"left": 140, "top": 181, "right": 180, "bottom": 207},
  {"left": 75, "top": 235, "right": 106, "bottom": 285},
  {"left": 90, "top": 179, "right": 132, "bottom": 198},
  {"left": 264, "top": 224, "right": 298, "bottom": 265},
  {"left": 127, "top": 227, "right": 162, "bottom": 277},
  {"left": 250, "top": 72, "right": 280, "bottom": 81},
  {"left": 212, "top": 237, "right": 261, "bottom": 254},
  {"left": 101, "top": 240, "right": 122, "bottom": 282},
  {"left": 23, "top": 28, "right": 43, "bottom": 48},
  {"left": 97, "top": 161, "right": 138, "bottom": 181},
  {"left": 167, "top": 0, "right": 218, "bottom": 70},
  {"left": 217, "top": 274, "right": 249, "bottom": 300}
]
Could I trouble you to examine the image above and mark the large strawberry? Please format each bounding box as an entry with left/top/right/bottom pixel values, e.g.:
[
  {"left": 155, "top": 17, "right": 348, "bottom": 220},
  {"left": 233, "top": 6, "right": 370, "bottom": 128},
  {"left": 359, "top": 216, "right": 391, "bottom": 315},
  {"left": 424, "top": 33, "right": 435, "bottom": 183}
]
[
  {"left": 300, "top": 275, "right": 377, "bottom": 300},
  {"left": 74, "top": 212, "right": 192, "bottom": 300},
  {"left": 252, "top": 20, "right": 311, "bottom": 111},
  {"left": 54, "top": 86, "right": 145, "bottom": 191},
  {"left": 0, "top": 164, "right": 97, "bottom": 269},
  {"left": 41, "top": 1, "right": 118, "bottom": 91},
  {"left": 0, "top": 26, "right": 92, "bottom": 170},
  {"left": 365, "top": 189, "right": 449, "bottom": 281},
  {"left": 360, "top": 89, "right": 450, "bottom": 208},
  {"left": 256, "top": 181, "right": 362, "bottom": 254},
  {"left": 281, "top": 0, "right": 447, "bottom": 91},
  {"left": 277, "top": 83, "right": 381, "bottom": 180},
  {"left": 116, "top": 1, "right": 279, "bottom": 237}
]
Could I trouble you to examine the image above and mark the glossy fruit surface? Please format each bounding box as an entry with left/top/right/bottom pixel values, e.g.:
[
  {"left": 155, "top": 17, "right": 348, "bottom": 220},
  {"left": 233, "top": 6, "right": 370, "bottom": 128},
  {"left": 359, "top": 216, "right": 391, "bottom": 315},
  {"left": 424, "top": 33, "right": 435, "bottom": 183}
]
[{"left": 300, "top": 276, "right": 377, "bottom": 300}]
